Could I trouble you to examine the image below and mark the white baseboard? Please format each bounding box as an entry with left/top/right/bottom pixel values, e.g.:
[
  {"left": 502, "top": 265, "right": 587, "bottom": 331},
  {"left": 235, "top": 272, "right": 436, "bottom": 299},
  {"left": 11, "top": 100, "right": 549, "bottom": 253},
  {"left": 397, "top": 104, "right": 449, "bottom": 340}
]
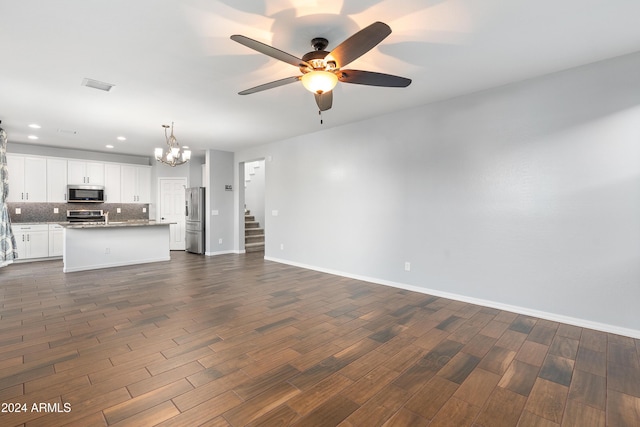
[
  {"left": 265, "top": 256, "right": 640, "bottom": 339},
  {"left": 205, "top": 250, "right": 244, "bottom": 256}
]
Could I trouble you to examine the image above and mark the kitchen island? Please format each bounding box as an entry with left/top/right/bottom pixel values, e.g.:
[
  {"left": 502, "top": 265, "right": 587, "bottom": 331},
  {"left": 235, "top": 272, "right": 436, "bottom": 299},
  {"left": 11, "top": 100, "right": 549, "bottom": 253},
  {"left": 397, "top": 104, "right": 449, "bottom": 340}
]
[{"left": 62, "top": 221, "right": 171, "bottom": 273}]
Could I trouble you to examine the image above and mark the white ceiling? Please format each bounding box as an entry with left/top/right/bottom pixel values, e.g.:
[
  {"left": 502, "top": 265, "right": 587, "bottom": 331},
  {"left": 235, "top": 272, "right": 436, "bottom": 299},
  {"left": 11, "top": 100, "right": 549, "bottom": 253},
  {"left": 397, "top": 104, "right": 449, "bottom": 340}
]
[{"left": 2, "top": 0, "right": 640, "bottom": 158}]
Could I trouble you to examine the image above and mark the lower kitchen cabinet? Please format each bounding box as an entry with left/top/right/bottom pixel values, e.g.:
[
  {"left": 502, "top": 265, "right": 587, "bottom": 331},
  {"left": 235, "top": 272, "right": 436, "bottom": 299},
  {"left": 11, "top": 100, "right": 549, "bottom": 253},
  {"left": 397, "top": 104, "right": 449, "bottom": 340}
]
[
  {"left": 48, "top": 224, "right": 64, "bottom": 257},
  {"left": 13, "top": 224, "right": 49, "bottom": 260}
]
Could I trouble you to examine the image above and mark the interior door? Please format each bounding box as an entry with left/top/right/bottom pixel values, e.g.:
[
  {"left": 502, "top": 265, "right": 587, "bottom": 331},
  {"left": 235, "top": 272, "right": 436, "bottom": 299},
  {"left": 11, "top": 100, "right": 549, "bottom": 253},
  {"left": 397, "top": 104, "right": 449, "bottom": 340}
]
[{"left": 159, "top": 178, "right": 187, "bottom": 250}]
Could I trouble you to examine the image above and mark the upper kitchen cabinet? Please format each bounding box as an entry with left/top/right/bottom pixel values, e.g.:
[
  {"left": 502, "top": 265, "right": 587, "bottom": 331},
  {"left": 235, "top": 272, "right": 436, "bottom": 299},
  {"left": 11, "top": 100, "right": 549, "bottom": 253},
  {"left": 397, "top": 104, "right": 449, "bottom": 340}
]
[
  {"left": 68, "top": 160, "right": 104, "bottom": 185},
  {"left": 121, "top": 165, "right": 151, "bottom": 203},
  {"left": 6, "top": 154, "right": 47, "bottom": 202},
  {"left": 47, "top": 158, "right": 68, "bottom": 203},
  {"left": 104, "top": 163, "right": 121, "bottom": 203}
]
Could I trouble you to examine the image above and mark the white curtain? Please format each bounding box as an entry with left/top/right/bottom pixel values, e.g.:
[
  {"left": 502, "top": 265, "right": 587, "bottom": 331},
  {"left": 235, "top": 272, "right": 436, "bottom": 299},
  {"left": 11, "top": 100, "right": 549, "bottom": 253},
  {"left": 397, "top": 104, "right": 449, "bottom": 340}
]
[{"left": 0, "top": 128, "right": 18, "bottom": 267}]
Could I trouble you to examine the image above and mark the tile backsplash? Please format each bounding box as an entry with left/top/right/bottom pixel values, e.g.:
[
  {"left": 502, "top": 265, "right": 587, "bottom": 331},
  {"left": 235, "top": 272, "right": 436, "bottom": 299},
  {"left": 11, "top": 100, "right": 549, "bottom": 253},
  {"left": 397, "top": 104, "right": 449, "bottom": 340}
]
[{"left": 8, "top": 202, "right": 150, "bottom": 223}]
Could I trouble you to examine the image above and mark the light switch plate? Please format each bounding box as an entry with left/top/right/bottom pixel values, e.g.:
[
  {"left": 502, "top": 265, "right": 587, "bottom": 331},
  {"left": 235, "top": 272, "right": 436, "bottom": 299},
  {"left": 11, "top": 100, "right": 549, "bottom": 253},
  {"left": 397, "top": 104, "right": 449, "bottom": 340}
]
[
  {"left": 142, "top": 207, "right": 147, "bottom": 213},
  {"left": 272, "top": 210, "right": 279, "bottom": 216},
  {"left": 53, "top": 208, "right": 59, "bottom": 214}
]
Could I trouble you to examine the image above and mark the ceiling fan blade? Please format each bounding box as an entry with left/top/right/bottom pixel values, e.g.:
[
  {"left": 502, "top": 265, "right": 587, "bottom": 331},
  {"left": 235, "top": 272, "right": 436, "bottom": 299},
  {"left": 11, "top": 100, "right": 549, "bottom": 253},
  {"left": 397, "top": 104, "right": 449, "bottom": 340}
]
[
  {"left": 231, "top": 35, "right": 311, "bottom": 69},
  {"left": 314, "top": 91, "right": 333, "bottom": 111},
  {"left": 337, "top": 70, "right": 411, "bottom": 87},
  {"left": 327, "top": 22, "right": 391, "bottom": 68},
  {"left": 238, "top": 76, "right": 301, "bottom": 95}
]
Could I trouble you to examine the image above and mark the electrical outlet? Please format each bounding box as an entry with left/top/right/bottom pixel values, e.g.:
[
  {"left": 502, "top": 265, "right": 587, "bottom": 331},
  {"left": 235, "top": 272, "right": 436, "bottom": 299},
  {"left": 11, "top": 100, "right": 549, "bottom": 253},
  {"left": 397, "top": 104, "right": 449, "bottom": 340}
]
[
  {"left": 53, "top": 207, "right": 59, "bottom": 214},
  {"left": 404, "top": 262, "right": 411, "bottom": 272},
  {"left": 280, "top": 243, "right": 284, "bottom": 250},
  {"left": 117, "top": 207, "right": 121, "bottom": 213},
  {"left": 15, "top": 208, "right": 21, "bottom": 214},
  {"left": 142, "top": 207, "right": 147, "bottom": 213},
  {"left": 218, "top": 238, "right": 222, "bottom": 244}
]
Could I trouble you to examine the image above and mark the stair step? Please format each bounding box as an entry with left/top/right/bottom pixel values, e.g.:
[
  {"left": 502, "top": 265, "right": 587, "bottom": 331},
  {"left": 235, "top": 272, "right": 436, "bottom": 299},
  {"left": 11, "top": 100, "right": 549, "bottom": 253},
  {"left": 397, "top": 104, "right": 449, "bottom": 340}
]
[
  {"left": 244, "top": 215, "right": 255, "bottom": 222},
  {"left": 245, "top": 228, "right": 263, "bottom": 236},
  {"left": 245, "top": 242, "right": 265, "bottom": 253},
  {"left": 245, "top": 234, "right": 265, "bottom": 244},
  {"left": 245, "top": 221, "right": 260, "bottom": 228}
]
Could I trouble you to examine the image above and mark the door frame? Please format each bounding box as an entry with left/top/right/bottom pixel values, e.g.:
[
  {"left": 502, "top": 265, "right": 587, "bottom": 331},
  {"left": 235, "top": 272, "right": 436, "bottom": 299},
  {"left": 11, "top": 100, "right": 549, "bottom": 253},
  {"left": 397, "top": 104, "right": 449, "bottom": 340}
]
[{"left": 238, "top": 159, "right": 266, "bottom": 255}]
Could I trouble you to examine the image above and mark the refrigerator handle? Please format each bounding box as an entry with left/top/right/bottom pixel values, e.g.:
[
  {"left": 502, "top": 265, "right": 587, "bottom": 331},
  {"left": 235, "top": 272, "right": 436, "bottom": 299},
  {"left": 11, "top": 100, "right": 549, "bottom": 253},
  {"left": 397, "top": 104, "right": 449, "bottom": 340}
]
[{"left": 185, "top": 202, "right": 188, "bottom": 217}]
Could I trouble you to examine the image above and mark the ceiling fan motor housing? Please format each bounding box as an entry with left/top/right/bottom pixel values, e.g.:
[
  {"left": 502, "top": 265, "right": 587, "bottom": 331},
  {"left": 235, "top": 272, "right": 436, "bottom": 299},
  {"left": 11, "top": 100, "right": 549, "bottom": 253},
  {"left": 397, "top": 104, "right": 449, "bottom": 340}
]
[{"left": 300, "top": 37, "right": 337, "bottom": 73}]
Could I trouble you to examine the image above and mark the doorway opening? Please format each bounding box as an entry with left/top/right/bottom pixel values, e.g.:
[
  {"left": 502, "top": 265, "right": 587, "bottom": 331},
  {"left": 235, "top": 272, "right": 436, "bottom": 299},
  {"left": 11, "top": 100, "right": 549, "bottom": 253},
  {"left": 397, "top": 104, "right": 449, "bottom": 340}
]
[{"left": 241, "top": 160, "right": 265, "bottom": 255}]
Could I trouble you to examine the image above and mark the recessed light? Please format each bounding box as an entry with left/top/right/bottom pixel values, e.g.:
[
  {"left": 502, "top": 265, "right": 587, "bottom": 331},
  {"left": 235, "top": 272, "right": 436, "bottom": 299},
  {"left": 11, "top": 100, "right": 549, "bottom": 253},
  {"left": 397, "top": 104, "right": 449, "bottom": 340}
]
[
  {"left": 28, "top": 124, "right": 41, "bottom": 129},
  {"left": 117, "top": 136, "right": 126, "bottom": 141},
  {"left": 27, "top": 135, "right": 39, "bottom": 140},
  {"left": 105, "top": 144, "right": 114, "bottom": 149}
]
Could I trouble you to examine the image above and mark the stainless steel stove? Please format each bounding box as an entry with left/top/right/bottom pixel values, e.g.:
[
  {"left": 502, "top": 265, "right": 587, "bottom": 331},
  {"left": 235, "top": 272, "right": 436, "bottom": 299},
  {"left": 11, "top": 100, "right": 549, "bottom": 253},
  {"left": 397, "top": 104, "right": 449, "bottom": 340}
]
[{"left": 66, "top": 209, "right": 105, "bottom": 224}]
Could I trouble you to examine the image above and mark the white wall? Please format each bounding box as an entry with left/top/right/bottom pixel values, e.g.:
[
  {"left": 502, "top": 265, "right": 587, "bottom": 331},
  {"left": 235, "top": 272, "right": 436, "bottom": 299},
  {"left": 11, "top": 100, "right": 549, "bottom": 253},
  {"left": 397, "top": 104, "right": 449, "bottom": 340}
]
[
  {"left": 149, "top": 155, "right": 204, "bottom": 220},
  {"left": 235, "top": 52, "right": 640, "bottom": 337}
]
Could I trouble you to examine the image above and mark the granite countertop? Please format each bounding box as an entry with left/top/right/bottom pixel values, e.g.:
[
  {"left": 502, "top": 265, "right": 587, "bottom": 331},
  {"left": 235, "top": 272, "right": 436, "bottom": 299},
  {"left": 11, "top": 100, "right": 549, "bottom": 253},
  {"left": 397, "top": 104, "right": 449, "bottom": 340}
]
[
  {"left": 13, "top": 221, "right": 70, "bottom": 225},
  {"left": 63, "top": 220, "right": 173, "bottom": 229}
]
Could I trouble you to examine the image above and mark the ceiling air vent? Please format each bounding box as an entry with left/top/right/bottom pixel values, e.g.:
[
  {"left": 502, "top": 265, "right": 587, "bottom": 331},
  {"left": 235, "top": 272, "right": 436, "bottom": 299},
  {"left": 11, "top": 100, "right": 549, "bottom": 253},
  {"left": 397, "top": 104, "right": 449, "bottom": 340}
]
[
  {"left": 81, "top": 78, "right": 115, "bottom": 92},
  {"left": 57, "top": 128, "right": 78, "bottom": 135}
]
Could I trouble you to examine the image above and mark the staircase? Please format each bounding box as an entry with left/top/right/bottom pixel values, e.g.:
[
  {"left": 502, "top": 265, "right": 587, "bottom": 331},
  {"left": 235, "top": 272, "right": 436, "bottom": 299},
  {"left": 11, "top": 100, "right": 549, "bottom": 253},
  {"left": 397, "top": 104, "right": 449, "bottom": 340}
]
[{"left": 244, "top": 210, "right": 265, "bottom": 253}]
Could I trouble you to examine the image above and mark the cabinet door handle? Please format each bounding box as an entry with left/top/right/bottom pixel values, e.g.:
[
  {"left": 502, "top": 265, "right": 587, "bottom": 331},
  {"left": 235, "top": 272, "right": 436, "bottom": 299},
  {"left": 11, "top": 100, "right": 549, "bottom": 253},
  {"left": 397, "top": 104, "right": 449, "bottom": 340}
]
[
  {"left": 21, "top": 192, "right": 24, "bottom": 200},
  {"left": 27, "top": 235, "right": 30, "bottom": 242},
  {"left": 26, "top": 192, "right": 29, "bottom": 200}
]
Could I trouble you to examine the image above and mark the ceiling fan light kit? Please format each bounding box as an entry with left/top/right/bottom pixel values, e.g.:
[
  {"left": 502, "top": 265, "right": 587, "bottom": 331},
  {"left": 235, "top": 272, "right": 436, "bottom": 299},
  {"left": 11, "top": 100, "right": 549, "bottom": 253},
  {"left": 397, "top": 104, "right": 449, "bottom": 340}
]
[
  {"left": 301, "top": 71, "right": 338, "bottom": 94},
  {"left": 231, "top": 22, "right": 411, "bottom": 112}
]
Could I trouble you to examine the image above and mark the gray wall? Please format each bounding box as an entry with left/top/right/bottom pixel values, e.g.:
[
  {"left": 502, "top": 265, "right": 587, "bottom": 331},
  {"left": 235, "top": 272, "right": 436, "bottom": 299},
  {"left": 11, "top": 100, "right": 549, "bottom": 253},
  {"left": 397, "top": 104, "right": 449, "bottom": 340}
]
[
  {"left": 7, "top": 142, "right": 151, "bottom": 165},
  {"left": 235, "top": 52, "right": 640, "bottom": 336},
  {"left": 205, "top": 149, "right": 234, "bottom": 255}
]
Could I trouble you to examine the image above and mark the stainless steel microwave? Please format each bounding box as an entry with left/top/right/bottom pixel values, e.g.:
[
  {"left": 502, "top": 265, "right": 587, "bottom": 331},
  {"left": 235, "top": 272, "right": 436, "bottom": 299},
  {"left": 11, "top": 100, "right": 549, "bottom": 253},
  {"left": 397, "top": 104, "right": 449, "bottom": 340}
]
[{"left": 67, "top": 185, "right": 105, "bottom": 203}]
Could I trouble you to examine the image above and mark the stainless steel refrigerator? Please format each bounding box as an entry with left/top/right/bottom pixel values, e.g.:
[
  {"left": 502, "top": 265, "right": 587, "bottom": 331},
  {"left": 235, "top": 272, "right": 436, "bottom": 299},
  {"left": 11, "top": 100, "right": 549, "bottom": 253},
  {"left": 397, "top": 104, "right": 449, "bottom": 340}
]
[{"left": 185, "top": 187, "right": 205, "bottom": 254}]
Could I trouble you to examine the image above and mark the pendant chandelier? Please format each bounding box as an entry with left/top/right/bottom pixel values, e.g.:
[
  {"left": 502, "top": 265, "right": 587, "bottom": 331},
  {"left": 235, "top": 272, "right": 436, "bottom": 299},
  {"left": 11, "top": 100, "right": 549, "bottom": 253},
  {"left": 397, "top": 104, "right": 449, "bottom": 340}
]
[{"left": 155, "top": 122, "right": 191, "bottom": 167}]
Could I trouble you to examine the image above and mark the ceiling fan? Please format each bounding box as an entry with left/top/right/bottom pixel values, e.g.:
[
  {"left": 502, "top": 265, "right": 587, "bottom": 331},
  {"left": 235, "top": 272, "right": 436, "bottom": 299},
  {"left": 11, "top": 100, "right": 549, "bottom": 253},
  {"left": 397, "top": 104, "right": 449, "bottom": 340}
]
[{"left": 230, "top": 22, "right": 411, "bottom": 112}]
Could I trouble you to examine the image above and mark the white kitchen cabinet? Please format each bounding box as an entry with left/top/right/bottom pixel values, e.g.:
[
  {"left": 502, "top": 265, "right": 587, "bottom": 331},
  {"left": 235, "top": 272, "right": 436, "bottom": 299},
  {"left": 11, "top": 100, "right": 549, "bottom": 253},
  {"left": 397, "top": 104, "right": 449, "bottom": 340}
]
[
  {"left": 104, "top": 163, "right": 121, "bottom": 203},
  {"left": 47, "top": 158, "right": 68, "bottom": 202},
  {"left": 137, "top": 166, "right": 151, "bottom": 203},
  {"left": 13, "top": 224, "right": 49, "bottom": 260},
  {"left": 48, "top": 224, "right": 64, "bottom": 257},
  {"left": 121, "top": 165, "right": 151, "bottom": 203},
  {"left": 6, "top": 154, "right": 47, "bottom": 202},
  {"left": 68, "top": 160, "right": 105, "bottom": 185}
]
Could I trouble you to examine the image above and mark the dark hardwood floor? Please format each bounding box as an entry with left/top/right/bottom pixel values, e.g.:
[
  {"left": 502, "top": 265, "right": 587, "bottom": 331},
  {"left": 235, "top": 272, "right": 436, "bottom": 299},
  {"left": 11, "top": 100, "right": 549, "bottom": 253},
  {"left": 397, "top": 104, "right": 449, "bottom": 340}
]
[{"left": 1, "top": 252, "right": 639, "bottom": 426}]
